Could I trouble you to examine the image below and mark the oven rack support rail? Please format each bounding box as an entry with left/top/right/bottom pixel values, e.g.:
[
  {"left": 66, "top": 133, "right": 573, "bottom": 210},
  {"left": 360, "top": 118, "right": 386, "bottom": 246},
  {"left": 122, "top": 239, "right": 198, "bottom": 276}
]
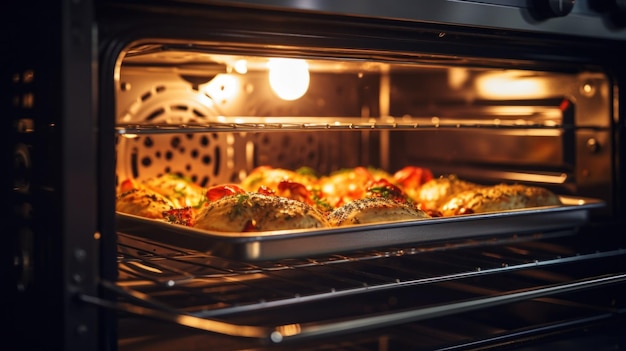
[{"left": 115, "top": 119, "right": 568, "bottom": 135}]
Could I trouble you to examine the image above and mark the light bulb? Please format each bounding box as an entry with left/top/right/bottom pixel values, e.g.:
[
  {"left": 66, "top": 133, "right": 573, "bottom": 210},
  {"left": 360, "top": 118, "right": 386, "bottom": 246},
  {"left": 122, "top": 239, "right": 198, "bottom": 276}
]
[
  {"left": 268, "top": 58, "right": 310, "bottom": 101},
  {"left": 234, "top": 59, "right": 248, "bottom": 74}
]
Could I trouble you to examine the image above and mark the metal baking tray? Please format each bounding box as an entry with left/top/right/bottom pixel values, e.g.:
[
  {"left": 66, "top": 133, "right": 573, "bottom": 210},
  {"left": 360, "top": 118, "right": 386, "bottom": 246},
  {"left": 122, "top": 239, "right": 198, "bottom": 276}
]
[{"left": 116, "top": 196, "right": 604, "bottom": 261}]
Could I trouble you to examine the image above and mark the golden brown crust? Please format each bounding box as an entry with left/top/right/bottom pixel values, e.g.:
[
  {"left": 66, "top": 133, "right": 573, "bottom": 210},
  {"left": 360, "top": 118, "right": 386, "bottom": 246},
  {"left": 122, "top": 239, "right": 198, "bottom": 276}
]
[
  {"left": 327, "top": 197, "right": 431, "bottom": 227},
  {"left": 193, "top": 193, "right": 331, "bottom": 232},
  {"left": 240, "top": 166, "right": 318, "bottom": 193},
  {"left": 415, "top": 175, "right": 480, "bottom": 211},
  {"left": 118, "top": 167, "right": 566, "bottom": 231},
  {"left": 439, "top": 184, "right": 562, "bottom": 216},
  {"left": 142, "top": 174, "right": 206, "bottom": 208},
  {"left": 116, "top": 188, "right": 175, "bottom": 219},
  {"left": 318, "top": 167, "right": 394, "bottom": 207}
]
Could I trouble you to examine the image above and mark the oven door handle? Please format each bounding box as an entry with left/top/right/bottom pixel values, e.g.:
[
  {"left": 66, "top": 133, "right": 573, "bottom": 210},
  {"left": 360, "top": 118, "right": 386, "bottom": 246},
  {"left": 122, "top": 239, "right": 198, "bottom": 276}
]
[{"left": 78, "top": 273, "right": 626, "bottom": 343}]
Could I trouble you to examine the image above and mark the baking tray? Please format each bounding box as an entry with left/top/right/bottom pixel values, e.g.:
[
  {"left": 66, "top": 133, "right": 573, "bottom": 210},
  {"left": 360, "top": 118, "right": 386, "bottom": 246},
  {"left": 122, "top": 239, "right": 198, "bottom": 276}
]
[{"left": 116, "top": 196, "right": 604, "bottom": 261}]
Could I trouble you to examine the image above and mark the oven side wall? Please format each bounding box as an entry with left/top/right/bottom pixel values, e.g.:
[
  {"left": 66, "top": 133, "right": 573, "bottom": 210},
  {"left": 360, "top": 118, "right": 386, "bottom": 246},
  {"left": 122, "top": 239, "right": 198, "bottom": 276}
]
[{"left": 2, "top": 1, "right": 107, "bottom": 350}]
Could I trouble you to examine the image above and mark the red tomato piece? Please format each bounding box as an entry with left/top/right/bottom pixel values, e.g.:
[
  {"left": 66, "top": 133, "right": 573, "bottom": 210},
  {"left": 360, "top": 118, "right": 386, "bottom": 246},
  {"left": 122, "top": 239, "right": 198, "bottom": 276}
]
[
  {"left": 393, "top": 166, "right": 434, "bottom": 190},
  {"left": 206, "top": 184, "right": 246, "bottom": 201},
  {"left": 163, "top": 207, "right": 195, "bottom": 227},
  {"left": 277, "top": 180, "right": 314, "bottom": 205},
  {"left": 256, "top": 186, "right": 276, "bottom": 196},
  {"left": 365, "top": 178, "right": 410, "bottom": 203},
  {"left": 119, "top": 179, "right": 137, "bottom": 193}
]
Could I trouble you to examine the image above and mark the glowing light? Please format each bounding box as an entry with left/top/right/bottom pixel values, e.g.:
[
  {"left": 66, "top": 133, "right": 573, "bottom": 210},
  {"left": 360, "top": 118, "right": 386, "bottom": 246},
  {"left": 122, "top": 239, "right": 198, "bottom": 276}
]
[
  {"left": 268, "top": 58, "right": 310, "bottom": 101},
  {"left": 234, "top": 59, "right": 248, "bottom": 74},
  {"left": 476, "top": 72, "right": 545, "bottom": 99},
  {"left": 203, "top": 74, "right": 239, "bottom": 103}
]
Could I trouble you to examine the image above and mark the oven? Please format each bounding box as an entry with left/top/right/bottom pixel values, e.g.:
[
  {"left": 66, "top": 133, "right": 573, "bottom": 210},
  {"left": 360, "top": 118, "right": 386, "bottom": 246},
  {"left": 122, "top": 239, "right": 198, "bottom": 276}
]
[{"left": 4, "top": 0, "right": 626, "bottom": 350}]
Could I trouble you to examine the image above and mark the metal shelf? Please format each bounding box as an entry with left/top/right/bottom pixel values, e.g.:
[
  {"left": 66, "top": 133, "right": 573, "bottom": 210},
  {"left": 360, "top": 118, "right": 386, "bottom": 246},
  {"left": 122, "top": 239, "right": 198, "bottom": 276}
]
[
  {"left": 77, "top": 231, "right": 626, "bottom": 343},
  {"left": 115, "top": 119, "right": 565, "bottom": 135}
]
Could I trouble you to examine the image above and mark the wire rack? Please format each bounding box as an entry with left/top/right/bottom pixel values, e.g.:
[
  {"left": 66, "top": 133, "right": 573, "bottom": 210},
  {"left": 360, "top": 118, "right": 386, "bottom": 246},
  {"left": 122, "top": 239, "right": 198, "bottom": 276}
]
[{"left": 112, "top": 232, "right": 624, "bottom": 310}]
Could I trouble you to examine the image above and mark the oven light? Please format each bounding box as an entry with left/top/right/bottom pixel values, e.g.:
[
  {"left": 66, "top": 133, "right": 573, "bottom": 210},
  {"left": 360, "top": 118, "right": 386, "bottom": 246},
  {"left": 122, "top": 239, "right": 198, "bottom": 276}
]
[
  {"left": 268, "top": 58, "right": 310, "bottom": 101},
  {"left": 234, "top": 59, "right": 248, "bottom": 74},
  {"left": 476, "top": 74, "right": 545, "bottom": 98}
]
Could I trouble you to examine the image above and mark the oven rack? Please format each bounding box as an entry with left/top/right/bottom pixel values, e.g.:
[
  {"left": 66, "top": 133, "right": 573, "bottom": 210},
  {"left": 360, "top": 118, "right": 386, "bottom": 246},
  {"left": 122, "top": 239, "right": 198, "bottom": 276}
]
[
  {"left": 115, "top": 119, "right": 566, "bottom": 135},
  {"left": 83, "top": 231, "right": 626, "bottom": 343}
]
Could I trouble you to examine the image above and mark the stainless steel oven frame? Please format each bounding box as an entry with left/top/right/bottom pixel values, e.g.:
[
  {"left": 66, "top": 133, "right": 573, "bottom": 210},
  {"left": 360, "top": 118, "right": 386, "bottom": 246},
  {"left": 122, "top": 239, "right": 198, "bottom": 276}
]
[{"left": 3, "top": 1, "right": 626, "bottom": 350}]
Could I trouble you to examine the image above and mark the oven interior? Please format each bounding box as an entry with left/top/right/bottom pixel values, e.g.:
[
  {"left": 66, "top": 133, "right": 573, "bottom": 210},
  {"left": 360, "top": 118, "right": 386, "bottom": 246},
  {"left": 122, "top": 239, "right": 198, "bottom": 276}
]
[
  {"left": 108, "top": 40, "right": 626, "bottom": 350},
  {"left": 115, "top": 44, "right": 613, "bottom": 201}
]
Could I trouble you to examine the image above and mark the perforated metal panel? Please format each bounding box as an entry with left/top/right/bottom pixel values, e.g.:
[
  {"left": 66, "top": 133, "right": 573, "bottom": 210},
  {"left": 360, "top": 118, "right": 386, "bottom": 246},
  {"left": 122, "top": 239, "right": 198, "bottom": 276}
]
[{"left": 114, "top": 67, "right": 373, "bottom": 185}]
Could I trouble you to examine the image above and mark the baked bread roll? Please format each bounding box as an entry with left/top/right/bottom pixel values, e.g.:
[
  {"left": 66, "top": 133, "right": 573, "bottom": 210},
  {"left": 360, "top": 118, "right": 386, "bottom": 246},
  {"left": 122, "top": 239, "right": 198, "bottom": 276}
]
[
  {"left": 319, "top": 167, "right": 394, "bottom": 207},
  {"left": 142, "top": 174, "right": 206, "bottom": 208},
  {"left": 440, "top": 183, "right": 562, "bottom": 216},
  {"left": 416, "top": 175, "right": 479, "bottom": 211},
  {"left": 327, "top": 197, "right": 431, "bottom": 227},
  {"left": 194, "top": 193, "right": 331, "bottom": 232},
  {"left": 116, "top": 188, "right": 175, "bottom": 219},
  {"left": 240, "top": 166, "right": 318, "bottom": 192}
]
